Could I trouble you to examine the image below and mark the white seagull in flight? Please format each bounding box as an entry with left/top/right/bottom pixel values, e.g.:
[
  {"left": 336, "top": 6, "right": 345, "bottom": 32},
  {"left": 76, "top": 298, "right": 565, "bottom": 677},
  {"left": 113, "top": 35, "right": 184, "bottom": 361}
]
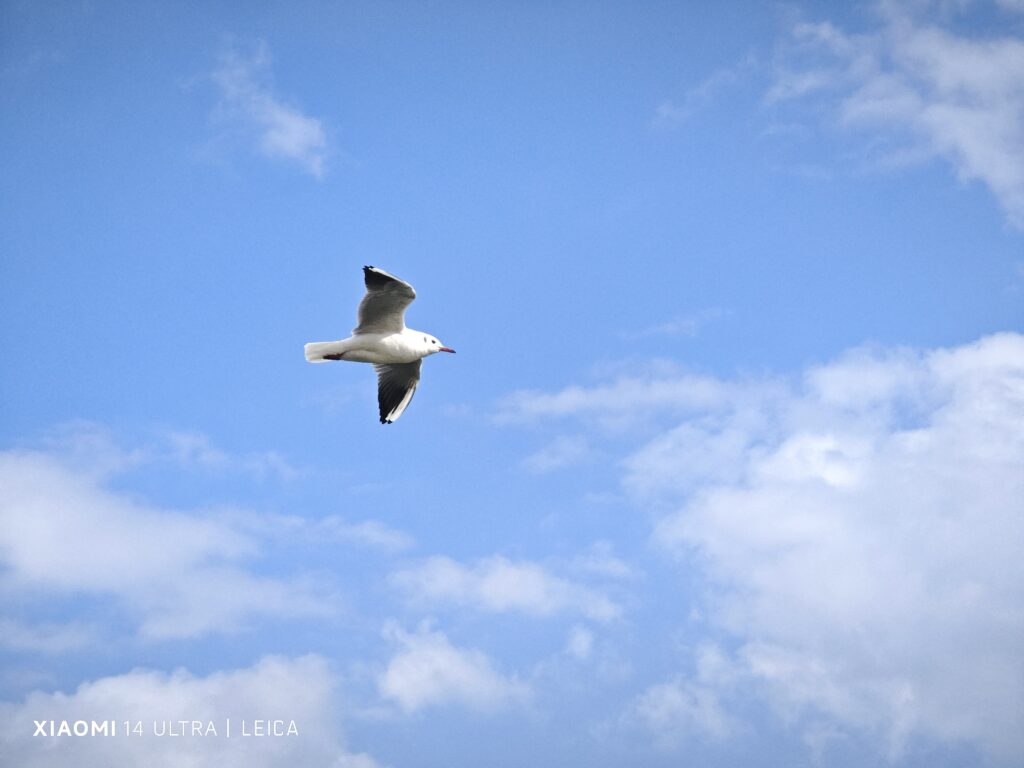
[{"left": 304, "top": 266, "right": 455, "bottom": 424}]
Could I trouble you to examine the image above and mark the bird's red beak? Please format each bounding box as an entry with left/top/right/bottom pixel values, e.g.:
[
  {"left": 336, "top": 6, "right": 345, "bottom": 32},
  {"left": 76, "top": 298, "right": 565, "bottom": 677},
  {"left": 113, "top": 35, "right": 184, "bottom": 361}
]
[{"left": 439, "top": 347, "right": 456, "bottom": 353}]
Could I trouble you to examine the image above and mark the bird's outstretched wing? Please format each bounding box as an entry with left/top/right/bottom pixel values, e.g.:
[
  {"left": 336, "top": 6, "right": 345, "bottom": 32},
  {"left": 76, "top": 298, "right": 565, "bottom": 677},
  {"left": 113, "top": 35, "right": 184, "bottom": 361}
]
[
  {"left": 354, "top": 266, "right": 416, "bottom": 334},
  {"left": 374, "top": 360, "right": 422, "bottom": 423}
]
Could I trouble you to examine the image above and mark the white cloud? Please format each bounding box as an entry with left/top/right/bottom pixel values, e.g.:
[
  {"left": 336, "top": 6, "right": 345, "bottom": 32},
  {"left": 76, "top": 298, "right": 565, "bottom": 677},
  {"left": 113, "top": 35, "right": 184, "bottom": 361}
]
[
  {"left": 0, "top": 447, "right": 332, "bottom": 640},
  {"left": 505, "top": 332, "right": 1024, "bottom": 763},
  {"left": 769, "top": 2, "right": 1024, "bottom": 227},
  {"left": 0, "top": 655, "right": 380, "bottom": 768},
  {"left": 390, "top": 555, "right": 621, "bottom": 622},
  {"left": 655, "top": 333, "right": 1024, "bottom": 761},
  {"left": 377, "top": 623, "right": 527, "bottom": 713},
  {"left": 211, "top": 42, "right": 329, "bottom": 177}
]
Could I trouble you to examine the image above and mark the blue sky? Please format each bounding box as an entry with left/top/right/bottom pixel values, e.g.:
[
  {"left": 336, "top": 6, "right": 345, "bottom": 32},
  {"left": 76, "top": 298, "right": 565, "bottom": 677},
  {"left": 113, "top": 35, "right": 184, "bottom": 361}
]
[{"left": 1, "top": 1, "right": 1023, "bottom": 766}]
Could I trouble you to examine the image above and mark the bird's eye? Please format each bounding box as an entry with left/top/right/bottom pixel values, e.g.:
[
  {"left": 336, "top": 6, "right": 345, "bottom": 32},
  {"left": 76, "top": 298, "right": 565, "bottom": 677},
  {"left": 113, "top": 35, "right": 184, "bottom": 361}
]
[{"left": 432, "top": 340, "right": 437, "bottom": 344}]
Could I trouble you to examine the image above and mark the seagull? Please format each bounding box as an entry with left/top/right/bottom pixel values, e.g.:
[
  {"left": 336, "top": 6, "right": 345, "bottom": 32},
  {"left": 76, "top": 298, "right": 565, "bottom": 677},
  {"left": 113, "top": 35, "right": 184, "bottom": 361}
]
[{"left": 305, "top": 266, "right": 455, "bottom": 424}]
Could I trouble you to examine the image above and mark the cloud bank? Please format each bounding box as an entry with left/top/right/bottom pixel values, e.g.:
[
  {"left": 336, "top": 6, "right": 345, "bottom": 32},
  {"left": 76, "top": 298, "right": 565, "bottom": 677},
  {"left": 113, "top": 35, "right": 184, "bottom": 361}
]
[{"left": 509, "top": 333, "right": 1024, "bottom": 763}]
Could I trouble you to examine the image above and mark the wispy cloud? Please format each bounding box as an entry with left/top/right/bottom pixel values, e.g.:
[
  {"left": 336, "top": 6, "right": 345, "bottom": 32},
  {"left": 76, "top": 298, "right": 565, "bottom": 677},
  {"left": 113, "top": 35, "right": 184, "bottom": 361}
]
[
  {"left": 625, "top": 645, "right": 738, "bottom": 748},
  {"left": 314, "top": 516, "right": 415, "bottom": 553},
  {"left": 164, "top": 430, "right": 298, "bottom": 480},
  {"left": 377, "top": 622, "right": 528, "bottom": 713},
  {"left": 390, "top": 555, "right": 621, "bottom": 622},
  {"left": 502, "top": 332, "right": 1024, "bottom": 763},
  {"left": 565, "top": 625, "right": 595, "bottom": 661},
  {"left": 0, "top": 48, "right": 67, "bottom": 81},
  {"left": 521, "top": 435, "right": 590, "bottom": 473},
  {"left": 35, "top": 421, "right": 297, "bottom": 481},
  {"left": 497, "top": 370, "right": 736, "bottom": 431},
  {"left": 567, "top": 541, "right": 635, "bottom": 581},
  {"left": 0, "top": 618, "right": 96, "bottom": 654},
  {"left": 0, "top": 655, "right": 380, "bottom": 768},
  {"left": 622, "top": 308, "right": 730, "bottom": 340},
  {"left": 769, "top": 2, "right": 1024, "bottom": 227},
  {"left": 654, "top": 57, "right": 754, "bottom": 128},
  {"left": 211, "top": 41, "right": 329, "bottom": 177}
]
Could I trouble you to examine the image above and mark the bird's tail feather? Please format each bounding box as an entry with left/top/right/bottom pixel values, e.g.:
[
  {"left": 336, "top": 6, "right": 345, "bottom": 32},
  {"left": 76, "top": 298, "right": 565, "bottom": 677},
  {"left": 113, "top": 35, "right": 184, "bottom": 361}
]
[{"left": 304, "top": 341, "right": 336, "bottom": 363}]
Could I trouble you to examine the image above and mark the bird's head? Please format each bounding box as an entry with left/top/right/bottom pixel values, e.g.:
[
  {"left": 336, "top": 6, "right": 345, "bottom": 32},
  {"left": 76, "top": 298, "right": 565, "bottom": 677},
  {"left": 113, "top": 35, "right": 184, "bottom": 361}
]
[{"left": 423, "top": 335, "right": 456, "bottom": 355}]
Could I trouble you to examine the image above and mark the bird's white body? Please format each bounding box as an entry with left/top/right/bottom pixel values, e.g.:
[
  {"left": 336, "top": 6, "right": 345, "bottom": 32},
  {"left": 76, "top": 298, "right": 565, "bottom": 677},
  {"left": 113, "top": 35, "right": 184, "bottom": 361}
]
[{"left": 305, "top": 328, "right": 441, "bottom": 365}]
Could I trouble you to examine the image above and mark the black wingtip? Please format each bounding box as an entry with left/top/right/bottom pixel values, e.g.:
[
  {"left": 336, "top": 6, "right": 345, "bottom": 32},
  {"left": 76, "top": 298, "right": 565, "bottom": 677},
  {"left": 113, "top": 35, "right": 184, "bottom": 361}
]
[{"left": 364, "top": 265, "right": 395, "bottom": 290}]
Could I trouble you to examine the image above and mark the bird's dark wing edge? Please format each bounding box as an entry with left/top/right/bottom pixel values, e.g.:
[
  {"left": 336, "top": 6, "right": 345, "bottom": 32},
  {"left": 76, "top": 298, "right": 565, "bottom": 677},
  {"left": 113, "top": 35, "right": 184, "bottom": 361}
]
[
  {"left": 374, "top": 360, "right": 422, "bottom": 424},
  {"left": 364, "top": 266, "right": 416, "bottom": 297}
]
